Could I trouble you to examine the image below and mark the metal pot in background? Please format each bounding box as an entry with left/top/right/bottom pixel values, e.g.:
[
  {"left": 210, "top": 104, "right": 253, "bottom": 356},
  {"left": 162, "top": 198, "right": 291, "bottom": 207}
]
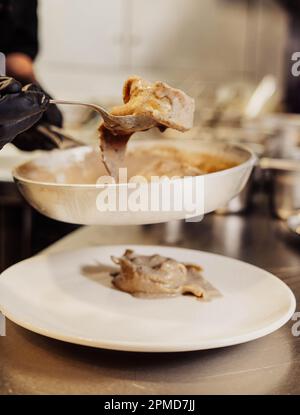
[
  {"left": 262, "top": 114, "right": 300, "bottom": 159},
  {"left": 260, "top": 114, "right": 300, "bottom": 219},
  {"left": 216, "top": 156, "right": 300, "bottom": 218},
  {"left": 270, "top": 171, "right": 300, "bottom": 219},
  {"left": 217, "top": 113, "right": 300, "bottom": 218},
  {"left": 215, "top": 173, "right": 254, "bottom": 214},
  {"left": 260, "top": 158, "right": 300, "bottom": 220}
]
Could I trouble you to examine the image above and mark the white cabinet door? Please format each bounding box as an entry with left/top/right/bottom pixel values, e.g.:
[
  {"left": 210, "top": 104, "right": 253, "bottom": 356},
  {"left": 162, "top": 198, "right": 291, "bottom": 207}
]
[
  {"left": 131, "top": 0, "right": 247, "bottom": 76},
  {"left": 38, "top": 0, "right": 123, "bottom": 68}
]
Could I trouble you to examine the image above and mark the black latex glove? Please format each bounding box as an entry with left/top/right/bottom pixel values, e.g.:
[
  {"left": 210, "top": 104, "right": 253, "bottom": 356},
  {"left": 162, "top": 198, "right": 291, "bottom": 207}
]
[
  {"left": 0, "top": 77, "right": 49, "bottom": 150},
  {"left": 13, "top": 83, "right": 64, "bottom": 151}
]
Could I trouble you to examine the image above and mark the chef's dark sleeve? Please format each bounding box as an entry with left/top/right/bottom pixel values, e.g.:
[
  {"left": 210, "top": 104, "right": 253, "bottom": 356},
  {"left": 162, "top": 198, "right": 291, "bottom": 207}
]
[
  {"left": 276, "top": 0, "right": 300, "bottom": 15},
  {"left": 6, "top": 0, "right": 39, "bottom": 60}
]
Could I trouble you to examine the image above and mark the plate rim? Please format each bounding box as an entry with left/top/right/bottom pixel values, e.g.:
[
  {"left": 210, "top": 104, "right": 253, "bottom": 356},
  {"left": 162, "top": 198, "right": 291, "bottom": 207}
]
[{"left": 0, "top": 245, "right": 296, "bottom": 353}]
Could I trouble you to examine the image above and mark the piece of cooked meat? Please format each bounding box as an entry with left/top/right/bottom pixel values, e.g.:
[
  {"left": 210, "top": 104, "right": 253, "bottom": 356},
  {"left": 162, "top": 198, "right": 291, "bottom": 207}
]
[
  {"left": 99, "top": 76, "right": 195, "bottom": 179},
  {"left": 111, "top": 76, "right": 195, "bottom": 132},
  {"left": 110, "top": 249, "right": 220, "bottom": 300}
]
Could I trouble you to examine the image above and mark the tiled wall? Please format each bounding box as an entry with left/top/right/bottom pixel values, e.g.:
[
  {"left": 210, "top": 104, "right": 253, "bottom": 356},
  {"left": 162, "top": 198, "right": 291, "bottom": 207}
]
[{"left": 35, "top": 0, "right": 287, "bottom": 102}]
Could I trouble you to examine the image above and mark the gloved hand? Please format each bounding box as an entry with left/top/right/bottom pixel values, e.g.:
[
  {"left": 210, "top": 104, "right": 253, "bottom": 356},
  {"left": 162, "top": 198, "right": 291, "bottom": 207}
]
[
  {"left": 13, "top": 83, "right": 64, "bottom": 151},
  {"left": 0, "top": 77, "right": 49, "bottom": 150}
]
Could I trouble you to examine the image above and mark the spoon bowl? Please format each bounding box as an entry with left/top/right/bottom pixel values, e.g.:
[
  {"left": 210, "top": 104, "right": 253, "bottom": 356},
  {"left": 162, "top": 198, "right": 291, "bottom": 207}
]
[{"left": 50, "top": 99, "right": 157, "bottom": 134}]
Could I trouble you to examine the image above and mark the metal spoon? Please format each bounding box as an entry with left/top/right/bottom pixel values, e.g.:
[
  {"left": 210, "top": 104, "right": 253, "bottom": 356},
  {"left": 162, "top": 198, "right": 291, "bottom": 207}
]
[{"left": 50, "top": 99, "right": 157, "bottom": 134}]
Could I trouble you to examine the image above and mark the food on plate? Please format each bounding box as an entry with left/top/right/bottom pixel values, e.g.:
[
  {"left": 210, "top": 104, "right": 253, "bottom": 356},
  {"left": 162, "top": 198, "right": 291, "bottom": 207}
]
[
  {"left": 110, "top": 249, "right": 221, "bottom": 299},
  {"left": 99, "top": 76, "right": 195, "bottom": 178}
]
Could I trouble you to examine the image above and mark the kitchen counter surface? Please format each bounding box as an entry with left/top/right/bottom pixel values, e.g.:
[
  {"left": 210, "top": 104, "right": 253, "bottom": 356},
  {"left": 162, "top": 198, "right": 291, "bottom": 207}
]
[{"left": 0, "top": 210, "right": 300, "bottom": 395}]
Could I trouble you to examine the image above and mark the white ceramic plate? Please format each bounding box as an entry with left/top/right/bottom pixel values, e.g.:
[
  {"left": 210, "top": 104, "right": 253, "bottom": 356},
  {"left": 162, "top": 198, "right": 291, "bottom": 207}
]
[{"left": 0, "top": 245, "right": 295, "bottom": 352}]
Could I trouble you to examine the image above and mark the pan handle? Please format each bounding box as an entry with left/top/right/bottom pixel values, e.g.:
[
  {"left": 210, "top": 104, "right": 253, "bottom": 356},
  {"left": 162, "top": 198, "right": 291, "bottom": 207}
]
[{"left": 259, "top": 157, "right": 300, "bottom": 171}]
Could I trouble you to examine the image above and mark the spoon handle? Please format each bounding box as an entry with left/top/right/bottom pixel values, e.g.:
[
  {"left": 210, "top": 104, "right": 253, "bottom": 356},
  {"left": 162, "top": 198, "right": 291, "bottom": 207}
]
[{"left": 49, "top": 99, "right": 108, "bottom": 117}]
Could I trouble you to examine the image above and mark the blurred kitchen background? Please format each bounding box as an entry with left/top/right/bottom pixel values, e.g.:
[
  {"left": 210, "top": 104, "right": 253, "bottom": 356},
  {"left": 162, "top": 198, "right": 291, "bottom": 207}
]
[
  {"left": 36, "top": 0, "right": 285, "bottom": 101},
  {"left": 1, "top": 0, "right": 300, "bottom": 271}
]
